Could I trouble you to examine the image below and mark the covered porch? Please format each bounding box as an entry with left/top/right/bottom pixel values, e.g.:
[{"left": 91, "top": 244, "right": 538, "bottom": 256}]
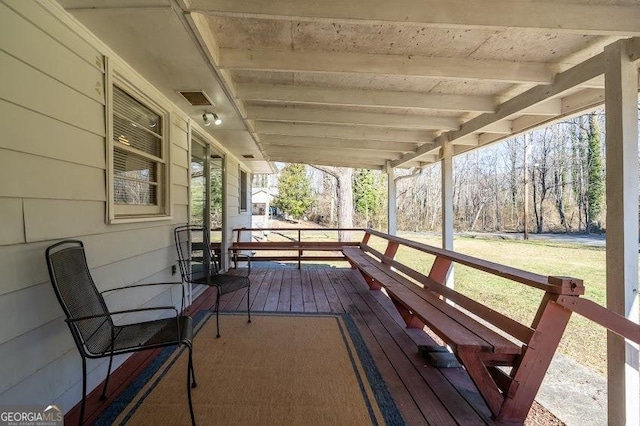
[{"left": 1, "top": 0, "right": 639, "bottom": 425}]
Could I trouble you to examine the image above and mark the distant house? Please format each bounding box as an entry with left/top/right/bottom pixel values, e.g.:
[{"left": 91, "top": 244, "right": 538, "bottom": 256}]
[{"left": 252, "top": 187, "right": 278, "bottom": 216}]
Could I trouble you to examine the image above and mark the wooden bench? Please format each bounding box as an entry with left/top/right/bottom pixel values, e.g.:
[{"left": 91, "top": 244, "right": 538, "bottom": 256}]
[
  {"left": 230, "top": 228, "right": 361, "bottom": 268},
  {"left": 343, "top": 229, "right": 585, "bottom": 424}
]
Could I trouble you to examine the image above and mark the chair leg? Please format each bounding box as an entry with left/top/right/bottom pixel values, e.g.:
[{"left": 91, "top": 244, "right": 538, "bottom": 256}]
[
  {"left": 186, "top": 343, "right": 196, "bottom": 426},
  {"left": 215, "top": 286, "right": 221, "bottom": 338},
  {"left": 79, "top": 357, "right": 87, "bottom": 426},
  {"left": 247, "top": 284, "right": 251, "bottom": 323},
  {"left": 100, "top": 352, "right": 114, "bottom": 400}
]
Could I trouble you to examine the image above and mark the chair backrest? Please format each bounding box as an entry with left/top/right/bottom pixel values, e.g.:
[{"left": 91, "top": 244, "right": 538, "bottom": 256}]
[
  {"left": 174, "top": 225, "right": 220, "bottom": 285},
  {"left": 45, "top": 240, "right": 113, "bottom": 356}
]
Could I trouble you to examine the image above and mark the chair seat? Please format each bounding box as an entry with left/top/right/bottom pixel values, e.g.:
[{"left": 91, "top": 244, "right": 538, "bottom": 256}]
[
  {"left": 87, "top": 315, "right": 193, "bottom": 356},
  {"left": 191, "top": 273, "right": 250, "bottom": 295}
]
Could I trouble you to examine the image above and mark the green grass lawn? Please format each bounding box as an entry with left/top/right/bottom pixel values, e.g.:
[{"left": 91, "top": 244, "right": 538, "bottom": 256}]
[{"left": 393, "top": 233, "right": 610, "bottom": 375}]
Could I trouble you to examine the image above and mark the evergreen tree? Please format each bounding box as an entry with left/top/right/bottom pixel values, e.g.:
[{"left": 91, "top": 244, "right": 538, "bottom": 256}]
[
  {"left": 586, "top": 113, "right": 604, "bottom": 232},
  {"left": 273, "top": 164, "right": 314, "bottom": 220},
  {"left": 353, "top": 169, "right": 384, "bottom": 227}
]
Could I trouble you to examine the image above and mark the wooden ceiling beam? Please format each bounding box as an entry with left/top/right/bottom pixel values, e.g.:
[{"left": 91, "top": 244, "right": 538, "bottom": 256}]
[
  {"left": 254, "top": 121, "right": 434, "bottom": 143},
  {"left": 264, "top": 145, "right": 402, "bottom": 161},
  {"left": 274, "top": 156, "right": 386, "bottom": 169},
  {"left": 185, "top": 0, "right": 640, "bottom": 36},
  {"left": 247, "top": 105, "right": 461, "bottom": 130},
  {"left": 220, "top": 48, "right": 556, "bottom": 84},
  {"left": 259, "top": 134, "right": 419, "bottom": 152},
  {"left": 237, "top": 84, "right": 496, "bottom": 113}
]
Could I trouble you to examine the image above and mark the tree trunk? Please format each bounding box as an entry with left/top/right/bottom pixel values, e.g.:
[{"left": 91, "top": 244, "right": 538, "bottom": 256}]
[{"left": 313, "top": 166, "right": 354, "bottom": 241}]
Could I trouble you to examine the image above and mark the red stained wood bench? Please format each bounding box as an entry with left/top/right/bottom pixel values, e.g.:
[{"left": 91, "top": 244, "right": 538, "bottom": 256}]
[
  {"left": 230, "top": 228, "right": 361, "bottom": 268},
  {"left": 343, "top": 229, "right": 585, "bottom": 424}
]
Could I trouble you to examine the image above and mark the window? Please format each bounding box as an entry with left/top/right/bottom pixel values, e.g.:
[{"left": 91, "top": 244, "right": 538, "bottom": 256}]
[
  {"left": 108, "top": 80, "right": 170, "bottom": 222},
  {"left": 239, "top": 168, "right": 248, "bottom": 212}
]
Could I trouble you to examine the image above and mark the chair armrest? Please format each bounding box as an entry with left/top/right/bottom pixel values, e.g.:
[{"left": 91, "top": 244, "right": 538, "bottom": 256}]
[
  {"left": 65, "top": 306, "right": 179, "bottom": 323},
  {"left": 101, "top": 282, "right": 186, "bottom": 313},
  {"left": 234, "top": 253, "right": 252, "bottom": 276},
  {"left": 67, "top": 306, "right": 183, "bottom": 349}
]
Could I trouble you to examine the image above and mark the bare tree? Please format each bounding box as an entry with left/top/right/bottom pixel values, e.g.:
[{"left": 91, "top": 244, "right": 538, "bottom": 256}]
[
  {"left": 312, "top": 166, "right": 354, "bottom": 241},
  {"left": 531, "top": 129, "right": 553, "bottom": 233}
]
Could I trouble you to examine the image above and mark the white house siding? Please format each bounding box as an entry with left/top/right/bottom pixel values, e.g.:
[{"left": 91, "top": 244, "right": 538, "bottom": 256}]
[{"left": 0, "top": 0, "right": 250, "bottom": 412}]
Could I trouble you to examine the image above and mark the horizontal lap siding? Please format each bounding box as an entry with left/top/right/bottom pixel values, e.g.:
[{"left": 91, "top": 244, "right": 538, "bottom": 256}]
[{"left": 0, "top": 0, "right": 192, "bottom": 412}]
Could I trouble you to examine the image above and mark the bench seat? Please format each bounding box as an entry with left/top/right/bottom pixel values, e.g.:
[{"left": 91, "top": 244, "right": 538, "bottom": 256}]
[
  {"left": 343, "top": 247, "right": 521, "bottom": 357},
  {"left": 342, "top": 231, "right": 584, "bottom": 424}
]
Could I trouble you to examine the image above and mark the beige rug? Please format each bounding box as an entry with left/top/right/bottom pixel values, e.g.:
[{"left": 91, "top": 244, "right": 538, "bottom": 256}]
[{"left": 97, "top": 312, "right": 403, "bottom": 425}]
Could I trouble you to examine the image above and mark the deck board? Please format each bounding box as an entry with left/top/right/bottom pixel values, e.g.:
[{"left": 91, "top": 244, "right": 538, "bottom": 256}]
[
  {"left": 301, "top": 269, "right": 317, "bottom": 312},
  {"left": 339, "top": 268, "right": 491, "bottom": 424},
  {"left": 290, "top": 268, "right": 304, "bottom": 312},
  {"left": 264, "top": 269, "right": 282, "bottom": 311},
  {"left": 218, "top": 265, "right": 496, "bottom": 425}
]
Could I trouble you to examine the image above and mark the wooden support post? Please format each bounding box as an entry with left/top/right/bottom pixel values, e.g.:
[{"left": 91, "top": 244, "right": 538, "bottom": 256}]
[
  {"left": 604, "top": 38, "right": 640, "bottom": 426},
  {"left": 386, "top": 161, "right": 397, "bottom": 236},
  {"left": 441, "top": 143, "right": 454, "bottom": 290}
]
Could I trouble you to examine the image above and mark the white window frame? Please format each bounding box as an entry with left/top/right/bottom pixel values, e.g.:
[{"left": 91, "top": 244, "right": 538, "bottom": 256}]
[{"left": 105, "top": 60, "right": 172, "bottom": 223}]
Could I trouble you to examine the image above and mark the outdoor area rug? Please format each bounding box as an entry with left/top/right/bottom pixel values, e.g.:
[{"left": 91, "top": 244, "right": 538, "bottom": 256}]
[{"left": 95, "top": 311, "right": 404, "bottom": 425}]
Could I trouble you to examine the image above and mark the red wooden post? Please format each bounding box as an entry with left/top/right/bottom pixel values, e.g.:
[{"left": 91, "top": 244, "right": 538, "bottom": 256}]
[
  {"left": 457, "top": 350, "right": 505, "bottom": 417},
  {"left": 363, "top": 274, "right": 382, "bottom": 290},
  {"left": 429, "top": 256, "right": 452, "bottom": 284},
  {"left": 498, "top": 291, "right": 573, "bottom": 423},
  {"left": 361, "top": 231, "right": 371, "bottom": 246},
  {"left": 383, "top": 240, "right": 400, "bottom": 263},
  {"left": 391, "top": 299, "right": 425, "bottom": 329}
]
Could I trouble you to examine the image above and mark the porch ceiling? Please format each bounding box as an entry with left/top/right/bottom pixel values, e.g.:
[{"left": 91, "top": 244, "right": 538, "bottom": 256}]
[{"left": 60, "top": 0, "right": 640, "bottom": 171}]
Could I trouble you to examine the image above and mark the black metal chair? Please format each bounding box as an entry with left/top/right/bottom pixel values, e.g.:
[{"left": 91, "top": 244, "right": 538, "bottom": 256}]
[
  {"left": 45, "top": 240, "right": 197, "bottom": 426},
  {"left": 174, "top": 225, "right": 251, "bottom": 338}
]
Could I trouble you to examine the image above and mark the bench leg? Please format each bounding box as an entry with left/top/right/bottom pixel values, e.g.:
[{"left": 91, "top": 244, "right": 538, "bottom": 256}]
[
  {"left": 356, "top": 269, "right": 383, "bottom": 290},
  {"left": 457, "top": 350, "right": 506, "bottom": 418},
  {"left": 391, "top": 299, "right": 425, "bottom": 329},
  {"left": 498, "top": 295, "right": 572, "bottom": 423}
]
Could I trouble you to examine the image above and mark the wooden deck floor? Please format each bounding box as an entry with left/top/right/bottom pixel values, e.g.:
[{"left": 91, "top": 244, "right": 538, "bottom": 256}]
[
  {"left": 206, "top": 264, "right": 496, "bottom": 425},
  {"left": 68, "top": 263, "right": 497, "bottom": 425}
]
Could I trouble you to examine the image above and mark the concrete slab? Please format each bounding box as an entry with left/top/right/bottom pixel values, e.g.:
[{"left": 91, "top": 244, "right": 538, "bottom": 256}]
[{"left": 536, "top": 354, "right": 607, "bottom": 426}]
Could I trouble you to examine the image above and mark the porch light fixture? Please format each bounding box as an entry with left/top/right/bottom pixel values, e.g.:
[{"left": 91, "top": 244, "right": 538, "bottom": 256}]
[{"left": 203, "top": 111, "right": 221, "bottom": 126}]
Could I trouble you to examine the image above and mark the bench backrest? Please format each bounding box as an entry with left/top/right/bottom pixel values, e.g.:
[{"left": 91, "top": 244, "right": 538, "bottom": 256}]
[{"left": 359, "top": 228, "right": 584, "bottom": 347}]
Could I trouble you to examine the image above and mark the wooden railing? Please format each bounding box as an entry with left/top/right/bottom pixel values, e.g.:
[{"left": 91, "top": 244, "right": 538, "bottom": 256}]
[{"left": 230, "top": 227, "right": 364, "bottom": 268}]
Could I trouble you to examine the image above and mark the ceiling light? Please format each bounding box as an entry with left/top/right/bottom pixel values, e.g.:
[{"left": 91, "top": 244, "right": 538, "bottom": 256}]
[{"left": 203, "top": 112, "right": 222, "bottom": 127}]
